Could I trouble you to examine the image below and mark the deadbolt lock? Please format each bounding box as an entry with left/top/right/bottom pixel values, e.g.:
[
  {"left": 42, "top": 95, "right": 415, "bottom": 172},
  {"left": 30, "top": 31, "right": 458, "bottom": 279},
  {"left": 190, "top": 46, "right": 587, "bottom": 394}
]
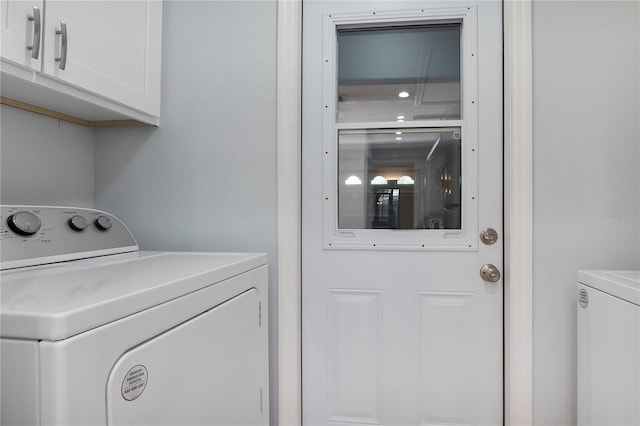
[
  {"left": 480, "top": 264, "right": 501, "bottom": 283},
  {"left": 480, "top": 228, "right": 498, "bottom": 245}
]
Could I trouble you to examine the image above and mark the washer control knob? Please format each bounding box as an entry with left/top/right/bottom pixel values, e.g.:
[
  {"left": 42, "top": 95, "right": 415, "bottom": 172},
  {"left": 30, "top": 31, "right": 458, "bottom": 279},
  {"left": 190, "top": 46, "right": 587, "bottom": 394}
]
[
  {"left": 7, "top": 211, "right": 41, "bottom": 236},
  {"left": 95, "top": 215, "right": 112, "bottom": 231},
  {"left": 68, "top": 215, "right": 89, "bottom": 231}
]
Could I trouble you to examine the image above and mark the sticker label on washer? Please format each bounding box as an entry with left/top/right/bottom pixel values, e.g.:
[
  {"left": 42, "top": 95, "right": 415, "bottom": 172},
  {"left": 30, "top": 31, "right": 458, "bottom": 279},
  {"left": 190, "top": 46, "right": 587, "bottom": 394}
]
[
  {"left": 578, "top": 288, "right": 589, "bottom": 308},
  {"left": 121, "top": 365, "right": 148, "bottom": 401}
]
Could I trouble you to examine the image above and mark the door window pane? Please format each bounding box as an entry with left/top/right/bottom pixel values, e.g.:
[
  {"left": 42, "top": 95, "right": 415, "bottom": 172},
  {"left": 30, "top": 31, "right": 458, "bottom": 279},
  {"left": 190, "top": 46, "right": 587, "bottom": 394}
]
[
  {"left": 338, "top": 25, "right": 461, "bottom": 123},
  {"left": 338, "top": 128, "right": 462, "bottom": 230}
]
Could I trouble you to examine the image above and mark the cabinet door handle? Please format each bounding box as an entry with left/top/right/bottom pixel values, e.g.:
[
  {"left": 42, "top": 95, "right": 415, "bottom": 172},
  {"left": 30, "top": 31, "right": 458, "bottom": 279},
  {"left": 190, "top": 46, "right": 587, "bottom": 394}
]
[
  {"left": 26, "top": 6, "right": 41, "bottom": 59},
  {"left": 55, "top": 21, "right": 67, "bottom": 70}
]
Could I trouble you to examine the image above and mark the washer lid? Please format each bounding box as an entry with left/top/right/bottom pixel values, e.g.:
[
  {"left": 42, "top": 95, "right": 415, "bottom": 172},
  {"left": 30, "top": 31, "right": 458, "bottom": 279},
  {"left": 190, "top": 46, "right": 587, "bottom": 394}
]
[
  {"left": 578, "top": 270, "right": 640, "bottom": 306},
  {"left": 0, "top": 251, "right": 267, "bottom": 341}
]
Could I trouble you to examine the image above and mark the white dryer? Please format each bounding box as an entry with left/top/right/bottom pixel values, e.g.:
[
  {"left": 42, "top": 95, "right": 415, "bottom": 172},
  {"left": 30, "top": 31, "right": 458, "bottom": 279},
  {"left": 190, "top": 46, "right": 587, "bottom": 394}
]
[
  {"left": 0, "top": 205, "right": 269, "bottom": 426},
  {"left": 577, "top": 270, "right": 640, "bottom": 426}
]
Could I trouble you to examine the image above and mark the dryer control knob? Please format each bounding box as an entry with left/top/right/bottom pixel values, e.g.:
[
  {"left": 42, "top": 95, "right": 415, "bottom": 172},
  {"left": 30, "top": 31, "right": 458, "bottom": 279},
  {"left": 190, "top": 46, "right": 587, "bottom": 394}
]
[
  {"left": 68, "top": 215, "right": 89, "bottom": 231},
  {"left": 7, "top": 211, "right": 41, "bottom": 236},
  {"left": 95, "top": 215, "right": 112, "bottom": 231}
]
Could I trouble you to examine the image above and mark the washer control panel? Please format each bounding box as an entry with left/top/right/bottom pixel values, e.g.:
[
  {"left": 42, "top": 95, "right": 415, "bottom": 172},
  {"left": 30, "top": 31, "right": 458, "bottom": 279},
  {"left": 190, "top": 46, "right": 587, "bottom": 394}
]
[{"left": 1, "top": 206, "right": 138, "bottom": 270}]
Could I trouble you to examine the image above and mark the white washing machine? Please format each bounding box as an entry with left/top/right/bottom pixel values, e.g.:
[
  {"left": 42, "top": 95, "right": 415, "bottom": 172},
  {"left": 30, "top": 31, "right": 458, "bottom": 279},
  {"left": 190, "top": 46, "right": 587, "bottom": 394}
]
[
  {"left": 0, "top": 205, "right": 269, "bottom": 426},
  {"left": 577, "top": 270, "right": 640, "bottom": 426}
]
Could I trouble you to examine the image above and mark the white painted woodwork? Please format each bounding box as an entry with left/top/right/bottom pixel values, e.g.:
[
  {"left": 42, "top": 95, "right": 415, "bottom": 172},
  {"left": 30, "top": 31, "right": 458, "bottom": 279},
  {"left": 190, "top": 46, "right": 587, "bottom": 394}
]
[
  {"left": 0, "top": 0, "right": 162, "bottom": 124},
  {"left": 503, "top": 1, "right": 533, "bottom": 424},
  {"left": 302, "top": 2, "right": 503, "bottom": 425},
  {"left": 276, "top": 1, "right": 303, "bottom": 424},
  {"left": 321, "top": 7, "right": 479, "bottom": 251},
  {"left": 0, "top": 0, "right": 43, "bottom": 71},
  {"left": 327, "top": 290, "right": 382, "bottom": 423},
  {"left": 281, "top": 1, "right": 536, "bottom": 424},
  {"left": 418, "top": 292, "right": 474, "bottom": 425},
  {"left": 43, "top": 0, "right": 161, "bottom": 117}
]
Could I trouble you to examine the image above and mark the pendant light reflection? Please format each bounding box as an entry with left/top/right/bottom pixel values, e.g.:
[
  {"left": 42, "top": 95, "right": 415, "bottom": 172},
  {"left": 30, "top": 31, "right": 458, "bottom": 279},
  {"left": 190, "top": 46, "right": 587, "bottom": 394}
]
[
  {"left": 371, "top": 176, "right": 388, "bottom": 185},
  {"left": 397, "top": 175, "right": 415, "bottom": 185},
  {"left": 349, "top": 175, "right": 414, "bottom": 185},
  {"left": 344, "top": 175, "right": 362, "bottom": 185}
]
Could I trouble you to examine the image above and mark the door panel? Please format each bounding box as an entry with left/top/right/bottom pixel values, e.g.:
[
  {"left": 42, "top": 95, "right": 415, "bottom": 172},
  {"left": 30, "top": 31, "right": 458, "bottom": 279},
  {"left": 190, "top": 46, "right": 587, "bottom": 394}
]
[
  {"left": 302, "top": 1, "right": 503, "bottom": 425},
  {"left": 327, "top": 290, "right": 382, "bottom": 423},
  {"left": 418, "top": 292, "right": 474, "bottom": 424}
]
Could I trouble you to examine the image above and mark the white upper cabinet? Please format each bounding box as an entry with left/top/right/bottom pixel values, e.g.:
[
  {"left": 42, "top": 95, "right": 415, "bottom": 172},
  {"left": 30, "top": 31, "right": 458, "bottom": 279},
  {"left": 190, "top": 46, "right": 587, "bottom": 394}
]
[
  {"left": 1, "top": 1, "right": 43, "bottom": 71},
  {"left": 0, "top": 0, "right": 162, "bottom": 125},
  {"left": 43, "top": 1, "right": 162, "bottom": 118}
]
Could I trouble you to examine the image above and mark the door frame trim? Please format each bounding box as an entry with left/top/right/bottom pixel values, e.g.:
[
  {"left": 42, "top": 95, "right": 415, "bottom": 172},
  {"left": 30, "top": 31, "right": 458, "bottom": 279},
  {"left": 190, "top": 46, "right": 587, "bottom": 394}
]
[
  {"left": 276, "top": 1, "right": 533, "bottom": 424},
  {"left": 503, "top": 1, "right": 534, "bottom": 424},
  {"left": 276, "top": 0, "right": 303, "bottom": 424}
]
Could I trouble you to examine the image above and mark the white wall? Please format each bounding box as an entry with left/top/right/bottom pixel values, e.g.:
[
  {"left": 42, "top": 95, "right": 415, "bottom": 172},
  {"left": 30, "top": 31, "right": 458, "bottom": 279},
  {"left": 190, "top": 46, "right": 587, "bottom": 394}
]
[
  {"left": 532, "top": 1, "right": 640, "bottom": 424},
  {"left": 0, "top": 105, "right": 94, "bottom": 207},
  {"left": 92, "top": 1, "right": 279, "bottom": 422}
]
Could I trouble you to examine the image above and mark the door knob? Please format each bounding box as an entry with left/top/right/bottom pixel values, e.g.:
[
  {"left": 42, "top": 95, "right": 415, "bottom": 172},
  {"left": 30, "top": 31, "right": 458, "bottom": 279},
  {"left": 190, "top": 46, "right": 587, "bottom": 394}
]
[
  {"left": 480, "top": 264, "right": 501, "bottom": 282},
  {"left": 480, "top": 227, "right": 498, "bottom": 245}
]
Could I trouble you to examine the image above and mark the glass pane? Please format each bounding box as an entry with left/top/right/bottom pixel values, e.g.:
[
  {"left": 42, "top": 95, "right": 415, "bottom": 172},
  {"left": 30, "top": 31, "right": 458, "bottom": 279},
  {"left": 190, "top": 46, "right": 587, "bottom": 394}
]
[
  {"left": 337, "top": 24, "right": 461, "bottom": 123},
  {"left": 338, "top": 128, "right": 461, "bottom": 230}
]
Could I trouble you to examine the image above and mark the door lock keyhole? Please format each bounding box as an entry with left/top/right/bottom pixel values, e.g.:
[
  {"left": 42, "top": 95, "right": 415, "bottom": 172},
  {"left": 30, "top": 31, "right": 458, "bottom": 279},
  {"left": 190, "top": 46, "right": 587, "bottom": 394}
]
[{"left": 480, "top": 264, "right": 501, "bottom": 282}]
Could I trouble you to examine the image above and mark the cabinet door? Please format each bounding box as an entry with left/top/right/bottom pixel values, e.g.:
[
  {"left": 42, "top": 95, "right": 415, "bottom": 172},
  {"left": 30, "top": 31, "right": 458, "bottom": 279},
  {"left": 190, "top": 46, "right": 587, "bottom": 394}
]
[
  {"left": 43, "top": 0, "right": 161, "bottom": 116},
  {"left": 1, "top": 0, "right": 43, "bottom": 71}
]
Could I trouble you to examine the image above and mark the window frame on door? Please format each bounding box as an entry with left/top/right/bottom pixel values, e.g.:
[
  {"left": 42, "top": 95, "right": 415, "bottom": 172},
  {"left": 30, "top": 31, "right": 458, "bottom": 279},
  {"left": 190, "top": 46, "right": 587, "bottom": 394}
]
[{"left": 321, "top": 7, "right": 480, "bottom": 251}]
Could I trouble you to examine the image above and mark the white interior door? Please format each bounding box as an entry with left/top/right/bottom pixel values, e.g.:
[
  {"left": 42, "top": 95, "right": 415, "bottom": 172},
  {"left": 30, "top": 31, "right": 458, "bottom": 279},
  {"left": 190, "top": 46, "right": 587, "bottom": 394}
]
[{"left": 302, "top": 1, "right": 503, "bottom": 425}]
